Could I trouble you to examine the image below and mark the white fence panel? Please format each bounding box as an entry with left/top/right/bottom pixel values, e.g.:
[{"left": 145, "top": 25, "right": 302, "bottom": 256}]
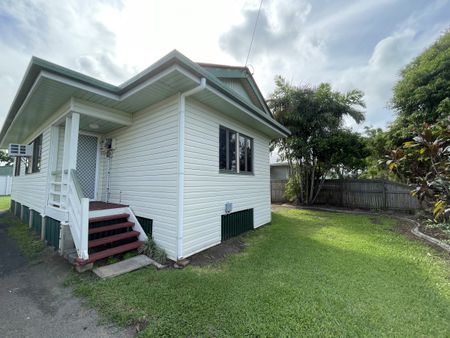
[{"left": 0, "top": 176, "right": 12, "bottom": 195}]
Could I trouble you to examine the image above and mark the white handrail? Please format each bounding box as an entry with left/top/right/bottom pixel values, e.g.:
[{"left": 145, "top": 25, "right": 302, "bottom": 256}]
[
  {"left": 50, "top": 169, "right": 89, "bottom": 261},
  {"left": 79, "top": 198, "right": 89, "bottom": 260},
  {"left": 67, "top": 170, "right": 89, "bottom": 261}
]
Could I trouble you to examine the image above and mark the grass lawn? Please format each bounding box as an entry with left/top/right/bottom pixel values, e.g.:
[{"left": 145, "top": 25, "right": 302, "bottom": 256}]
[
  {"left": 72, "top": 207, "right": 450, "bottom": 337},
  {"left": 2, "top": 212, "right": 45, "bottom": 260},
  {"left": 0, "top": 196, "right": 44, "bottom": 259},
  {"left": 0, "top": 195, "right": 11, "bottom": 211}
]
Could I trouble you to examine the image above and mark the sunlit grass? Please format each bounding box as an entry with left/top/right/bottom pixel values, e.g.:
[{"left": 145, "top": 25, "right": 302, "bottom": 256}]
[
  {"left": 72, "top": 207, "right": 450, "bottom": 337},
  {"left": 0, "top": 195, "right": 11, "bottom": 211}
]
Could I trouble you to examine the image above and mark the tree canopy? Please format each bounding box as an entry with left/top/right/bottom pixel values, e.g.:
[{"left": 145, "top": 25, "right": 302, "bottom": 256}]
[
  {"left": 383, "top": 30, "right": 450, "bottom": 223},
  {"left": 360, "top": 127, "right": 390, "bottom": 179},
  {"left": 270, "top": 77, "right": 366, "bottom": 204},
  {"left": 0, "top": 150, "right": 13, "bottom": 165},
  {"left": 389, "top": 30, "right": 450, "bottom": 145}
]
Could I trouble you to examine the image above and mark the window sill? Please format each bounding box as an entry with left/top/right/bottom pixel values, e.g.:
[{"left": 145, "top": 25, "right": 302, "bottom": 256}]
[
  {"left": 219, "top": 170, "right": 254, "bottom": 176},
  {"left": 24, "top": 171, "right": 41, "bottom": 176}
]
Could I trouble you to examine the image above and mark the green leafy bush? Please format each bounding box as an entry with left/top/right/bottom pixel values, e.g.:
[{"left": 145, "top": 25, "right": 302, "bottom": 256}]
[
  {"left": 138, "top": 238, "right": 167, "bottom": 264},
  {"left": 284, "top": 173, "right": 301, "bottom": 202},
  {"left": 387, "top": 118, "right": 450, "bottom": 223}
]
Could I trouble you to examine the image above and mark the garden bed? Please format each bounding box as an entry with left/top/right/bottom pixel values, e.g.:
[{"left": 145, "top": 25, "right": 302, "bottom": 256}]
[{"left": 420, "top": 224, "right": 450, "bottom": 244}]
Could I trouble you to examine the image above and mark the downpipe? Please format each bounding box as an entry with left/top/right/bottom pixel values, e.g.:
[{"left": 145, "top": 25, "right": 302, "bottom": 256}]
[{"left": 177, "top": 77, "right": 206, "bottom": 260}]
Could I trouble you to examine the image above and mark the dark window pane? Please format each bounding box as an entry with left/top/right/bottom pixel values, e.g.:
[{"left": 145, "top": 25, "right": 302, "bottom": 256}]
[
  {"left": 228, "top": 131, "right": 236, "bottom": 171},
  {"left": 219, "top": 127, "right": 227, "bottom": 169},
  {"left": 32, "top": 134, "right": 42, "bottom": 173},
  {"left": 239, "top": 135, "right": 246, "bottom": 172},
  {"left": 14, "top": 157, "right": 20, "bottom": 176},
  {"left": 25, "top": 156, "right": 30, "bottom": 174},
  {"left": 246, "top": 138, "right": 252, "bottom": 172}
]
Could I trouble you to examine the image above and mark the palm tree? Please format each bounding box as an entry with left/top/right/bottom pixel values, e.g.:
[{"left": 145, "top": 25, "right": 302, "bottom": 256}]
[{"left": 269, "top": 77, "right": 366, "bottom": 204}]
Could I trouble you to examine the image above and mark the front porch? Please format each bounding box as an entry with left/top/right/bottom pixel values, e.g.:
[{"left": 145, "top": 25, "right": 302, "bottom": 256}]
[
  {"left": 47, "top": 99, "right": 133, "bottom": 207},
  {"left": 43, "top": 99, "right": 148, "bottom": 265}
]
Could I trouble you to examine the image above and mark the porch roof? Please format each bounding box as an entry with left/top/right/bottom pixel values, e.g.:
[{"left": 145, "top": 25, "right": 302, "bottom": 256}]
[{"left": 0, "top": 50, "right": 290, "bottom": 147}]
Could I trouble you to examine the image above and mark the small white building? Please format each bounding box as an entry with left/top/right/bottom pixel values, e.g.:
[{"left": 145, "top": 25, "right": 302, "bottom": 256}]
[
  {"left": 270, "top": 162, "right": 291, "bottom": 180},
  {"left": 0, "top": 51, "right": 289, "bottom": 265}
]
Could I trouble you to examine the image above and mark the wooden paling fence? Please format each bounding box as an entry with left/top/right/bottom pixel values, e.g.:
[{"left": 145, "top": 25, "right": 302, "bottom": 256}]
[
  {"left": 271, "top": 180, "right": 288, "bottom": 204},
  {"left": 271, "top": 179, "right": 422, "bottom": 212}
]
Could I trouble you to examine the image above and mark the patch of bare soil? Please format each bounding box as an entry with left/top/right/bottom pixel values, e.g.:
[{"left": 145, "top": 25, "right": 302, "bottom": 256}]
[
  {"left": 419, "top": 224, "right": 450, "bottom": 242},
  {"left": 392, "top": 219, "right": 417, "bottom": 240},
  {"left": 189, "top": 237, "right": 247, "bottom": 267},
  {"left": 133, "top": 317, "right": 149, "bottom": 333}
]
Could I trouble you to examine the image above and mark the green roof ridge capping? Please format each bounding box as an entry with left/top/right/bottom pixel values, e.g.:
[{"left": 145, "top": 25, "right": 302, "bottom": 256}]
[
  {"left": 198, "top": 62, "right": 273, "bottom": 118},
  {"left": 169, "top": 51, "right": 286, "bottom": 133},
  {"left": 32, "top": 56, "right": 119, "bottom": 92}
]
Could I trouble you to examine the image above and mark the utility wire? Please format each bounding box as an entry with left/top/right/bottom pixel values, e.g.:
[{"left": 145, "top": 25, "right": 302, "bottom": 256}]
[{"left": 245, "top": 0, "right": 264, "bottom": 67}]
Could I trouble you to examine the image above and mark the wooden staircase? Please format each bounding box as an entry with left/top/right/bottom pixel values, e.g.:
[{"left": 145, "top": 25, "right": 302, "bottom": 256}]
[{"left": 76, "top": 212, "right": 144, "bottom": 265}]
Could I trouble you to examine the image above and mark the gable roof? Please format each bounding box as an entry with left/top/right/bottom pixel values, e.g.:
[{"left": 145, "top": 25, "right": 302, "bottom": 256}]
[
  {"left": 197, "top": 63, "right": 272, "bottom": 116},
  {"left": 0, "top": 50, "right": 290, "bottom": 147}
]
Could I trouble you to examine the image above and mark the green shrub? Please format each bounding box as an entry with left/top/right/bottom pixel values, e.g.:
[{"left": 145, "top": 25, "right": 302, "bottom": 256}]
[
  {"left": 425, "top": 219, "right": 450, "bottom": 235},
  {"left": 106, "top": 256, "right": 120, "bottom": 265},
  {"left": 138, "top": 238, "right": 167, "bottom": 264},
  {"left": 123, "top": 251, "right": 138, "bottom": 260},
  {"left": 284, "top": 174, "right": 301, "bottom": 203}
]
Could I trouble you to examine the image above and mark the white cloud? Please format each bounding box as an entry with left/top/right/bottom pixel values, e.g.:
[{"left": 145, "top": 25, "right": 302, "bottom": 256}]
[
  {"left": 98, "top": 0, "right": 244, "bottom": 70},
  {"left": 0, "top": 0, "right": 448, "bottom": 133},
  {"left": 0, "top": 0, "right": 132, "bottom": 123},
  {"left": 220, "top": 0, "right": 449, "bottom": 131},
  {"left": 0, "top": 0, "right": 247, "bottom": 125},
  {"left": 335, "top": 29, "right": 421, "bottom": 130}
]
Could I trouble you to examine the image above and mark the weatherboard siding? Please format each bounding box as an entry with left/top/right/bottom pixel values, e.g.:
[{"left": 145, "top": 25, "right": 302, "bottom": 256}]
[
  {"left": 11, "top": 127, "right": 51, "bottom": 214},
  {"left": 221, "top": 79, "right": 252, "bottom": 103},
  {"left": 99, "top": 97, "right": 179, "bottom": 259},
  {"left": 183, "top": 99, "right": 271, "bottom": 257}
]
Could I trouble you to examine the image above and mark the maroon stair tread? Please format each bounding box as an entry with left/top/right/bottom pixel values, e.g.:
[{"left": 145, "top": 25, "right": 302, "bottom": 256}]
[
  {"left": 88, "top": 221, "right": 134, "bottom": 235},
  {"left": 85, "top": 241, "right": 144, "bottom": 264},
  {"left": 89, "top": 213, "right": 130, "bottom": 224},
  {"left": 88, "top": 231, "right": 140, "bottom": 248},
  {"left": 89, "top": 201, "right": 128, "bottom": 211}
]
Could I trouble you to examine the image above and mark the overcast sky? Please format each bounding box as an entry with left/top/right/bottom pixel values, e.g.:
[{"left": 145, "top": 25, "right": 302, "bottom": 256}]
[{"left": 0, "top": 0, "right": 449, "bottom": 131}]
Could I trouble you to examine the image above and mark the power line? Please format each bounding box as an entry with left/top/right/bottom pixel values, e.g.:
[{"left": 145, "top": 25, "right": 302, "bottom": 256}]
[{"left": 245, "top": 0, "right": 264, "bottom": 67}]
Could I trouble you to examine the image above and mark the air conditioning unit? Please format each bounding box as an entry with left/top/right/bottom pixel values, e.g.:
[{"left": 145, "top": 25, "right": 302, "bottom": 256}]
[{"left": 8, "top": 144, "right": 33, "bottom": 157}]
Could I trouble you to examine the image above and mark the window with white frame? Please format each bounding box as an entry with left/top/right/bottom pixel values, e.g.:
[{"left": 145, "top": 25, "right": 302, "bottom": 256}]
[{"left": 219, "top": 126, "right": 253, "bottom": 174}]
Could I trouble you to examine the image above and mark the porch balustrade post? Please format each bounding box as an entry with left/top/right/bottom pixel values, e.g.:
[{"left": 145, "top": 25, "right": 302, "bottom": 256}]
[
  {"left": 68, "top": 112, "right": 80, "bottom": 171},
  {"left": 61, "top": 116, "right": 72, "bottom": 208},
  {"left": 60, "top": 112, "right": 80, "bottom": 209}
]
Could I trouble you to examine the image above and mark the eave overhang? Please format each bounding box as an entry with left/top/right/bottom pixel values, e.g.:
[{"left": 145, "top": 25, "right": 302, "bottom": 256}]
[{"left": 0, "top": 50, "right": 290, "bottom": 147}]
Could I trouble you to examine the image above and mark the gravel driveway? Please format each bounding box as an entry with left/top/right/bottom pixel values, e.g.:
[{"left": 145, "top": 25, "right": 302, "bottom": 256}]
[{"left": 0, "top": 213, "right": 133, "bottom": 338}]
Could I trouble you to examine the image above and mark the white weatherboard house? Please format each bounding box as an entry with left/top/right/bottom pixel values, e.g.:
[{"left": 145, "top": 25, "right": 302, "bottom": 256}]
[{"left": 1, "top": 50, "right": 289, "bottom": 265}]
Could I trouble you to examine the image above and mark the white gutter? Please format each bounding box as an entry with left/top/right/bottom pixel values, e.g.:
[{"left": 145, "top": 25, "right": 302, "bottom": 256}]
[{"left": 177, "top": 77, "right": 206, "bottom": 260}]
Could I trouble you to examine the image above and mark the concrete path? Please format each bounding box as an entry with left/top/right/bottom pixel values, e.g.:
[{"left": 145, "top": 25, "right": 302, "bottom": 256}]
[
  {"left": 94, "top": 255, "right": 153, "bottom": 278},
  {"left": 0, "top": 213, "right": 134, "bottom": 338}
]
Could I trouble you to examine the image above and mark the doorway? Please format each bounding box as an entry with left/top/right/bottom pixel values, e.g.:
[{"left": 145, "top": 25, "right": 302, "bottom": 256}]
[{"left": 76, "top": 134, "right": 99, "bottom": 199}]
